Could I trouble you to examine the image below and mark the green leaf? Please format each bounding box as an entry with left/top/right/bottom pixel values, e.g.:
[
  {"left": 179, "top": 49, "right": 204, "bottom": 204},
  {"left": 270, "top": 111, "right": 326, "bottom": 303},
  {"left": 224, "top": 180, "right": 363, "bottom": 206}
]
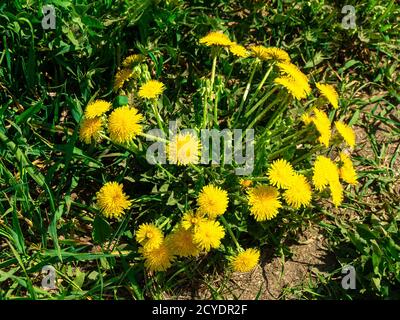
[{"left": 92, "top": 215, "right": 111, "bottom": 244}]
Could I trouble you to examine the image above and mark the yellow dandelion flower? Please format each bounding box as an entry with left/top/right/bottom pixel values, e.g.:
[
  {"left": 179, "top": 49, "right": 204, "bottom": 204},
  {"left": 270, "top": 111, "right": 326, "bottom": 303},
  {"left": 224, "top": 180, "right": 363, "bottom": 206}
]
[
  {"left": 312, "top": 155, "right": 340, "bottom": 191},
  {"left": 301, "top": 112, "right": 313, "bottom": 125},
  {"left": 166, "top": 227, "right": 200, "bottom": 257},
  {"left": 267, "top": 159, "right": 295, "bottom": 189},
  {"left": 335, "top": 121, "right": 356, "bottom": 148},
  {"left": 138, "top": 79, "right": 165, "bottom": 99},
  {"left": 114, "top": 68, "right": 133, "bottom": 91},
  {"left": 247, "top": 185, "right": 282, "bottom": 221},
  {"left": 96, "top": 182, "right": 131, "bottom": 219},
  {"left": 274, "top": 77, "right": 308, "bottom": 100},
  {"left": 142, "top": 242, "right": 175, "bottom": 272},
  {"left": 136, "top": 223, "right": 164, "bottom": 250},
  {"left": 283, "top": 174, "right": 312, "bottom": 209},
  {"left": 239, "top": 179, "right": 253, "bottom": 189},
  {"left": 122, "top": 54, "right": 145, "bottom": 67},
  {"left": 181, "top": 211, "right": 207, "bottom": 231},
  {"left": 229, "top": 42, "right": 249, "bottom": 58},
  {"left": 199, "top": 31, "right": 232, "bottom": 47},
  {"left": 316, "top": 83, "right": 339, "bottom": 109},
  {"left": 84, "top": 100, "right": 111, "bottom": 119},
  {"left": 231, "top": 248, "right": 260, "bottom": 273},
  {"left": 276, "top": 62, "right": 311, "bottom": 96},
  {"left": 108, "top": 106, "right": 143, "bottom": 144},
  {"left": 168, "top": 132, "right": 200, "bottom": 165},
  {"left": 193, "top": 220, "right": 225, "bottom": 252},
  {"left": 339, "top": 152, "right": 357, "bottom": 185},
  {"left": 263, "top": 47, "right": 291, "bottom": 62},
  {"left": 330, "top": 180, "right": 344, "bottom": 207},
  {"left": 79, "top": 117, "right": 103, "bottom": 144},
  {"left": 197, "top": 185, "right": 229, "bottom": 219},
  {"left": 312, "top": 109, "right": 331, "bottom": 147},
  {"left": 250, "top": 45, "right": 269, "bottom": 59}
]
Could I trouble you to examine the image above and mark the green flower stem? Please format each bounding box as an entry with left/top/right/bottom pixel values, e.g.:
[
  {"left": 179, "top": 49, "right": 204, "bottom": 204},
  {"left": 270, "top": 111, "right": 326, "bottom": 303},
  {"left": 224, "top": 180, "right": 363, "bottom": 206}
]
[
  {"left": 264, "top": 97, "right": 289, "bottom": 131},
  {"left": 244, "top": 86, "right": 278, "bottom": 119},
  {"left": 202, "top": 94, "right": 208, "bottom": 129},
  {"left": 139, "top": 132, "right": 168, "bottom": 143},
  {"left": 213, "top": 90, "right": 219, "bottom": 128},
  {"left": 210, "top": 51, "right": 218, "bottom": 89},
  {"left": 203, "top": 49, "right": 219, "bottom": 129},
  {"left": 220, "top": 216, "right": 241, "bottom": 251},
  {"left": 278, "top": 126, "right": 311, "bottom": 145},
  {"left": 235, "top": 60, "right": 258, "bottom": 122},
  {"left": 189, "top": 163, "right": 203, "bottom": 174},
  {"left": 267, "top": 136, "right": 310, "bottom": 160},
  {"left": 292, "top": 145, "right": 323, "bottom": 165},
  {"left": 247, "top": 92, "right": 282, "bottom": 129},
  {"left": 246, "top": 63, "right": 274, "bottom": 110},
  {"left": 152, "top": 100, "right": 165, "bottom": 134}
]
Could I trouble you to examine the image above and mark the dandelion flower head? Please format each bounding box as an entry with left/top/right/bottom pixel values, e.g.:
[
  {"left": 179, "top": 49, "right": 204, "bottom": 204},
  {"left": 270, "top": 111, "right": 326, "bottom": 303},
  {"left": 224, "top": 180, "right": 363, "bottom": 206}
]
[
  {"left": 193, "top": 220, "right": 225, "bottom": 252},
  {"left": 229, "top": 42, "right": 249, "bottom": 58},
  {"left": 312, "top": 108, "right": 331, "bottom": 147},
  {"left": 335, "top": 121, "right": 356, "bottom": 148},
  {"left": 108, "top": 106, "right": 143, "bottom": 144},
  {"left": 79, "top": 117, "right": 103, "bottom": 144},
  {"left": 136, "top": 223, "right": 164, "bottom": 250},
  {"left": 231, "top": 248, "right": 260, "bottom": 273},
  {"left": 138, "top": 80, "right": 165, "bottom": 99},
  {"left": 114, "top": 68, "right": 133, "bottom": 91},
  {"left": 267, "top": 159, "right": 295, "bottom": 189},
  {"left": 84, "top": 100, "right": 111, "bottom": 119},
  {"left": 316, "top": 83, "right": 339, "bottom": 109},
  {"left": 199, "top": 31, "right": 232, "bottom": 47},
  {"left": 142, "top": 242, "right": 175, "bottom": 272},
  {"left": 168, "top": 132, "right": 200, "bottom": 165},
  {"left": 166, "top": 227, "right": 200, "bottom": 257},
  {"left": 283, "top": 174, "right": 312, "bottom": 209},
  {"left": 96, "top": 182, "right": 131, "bottom": 219},
  {"left": 197, "top": 185, "right": 229, "bottom": 219},
  {"left": 339, "top": 152, "right": 357, "bottom": 185},
  {"left": 247, "top": 185, "right": 282, "bottom": 221}
]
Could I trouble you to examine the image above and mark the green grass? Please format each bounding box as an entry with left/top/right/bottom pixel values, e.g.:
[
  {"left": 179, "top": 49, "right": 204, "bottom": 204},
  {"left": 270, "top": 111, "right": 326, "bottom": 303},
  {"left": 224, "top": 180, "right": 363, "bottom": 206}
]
[{"left": 1, "top": 0, "right": 399, "bottom": 300}]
